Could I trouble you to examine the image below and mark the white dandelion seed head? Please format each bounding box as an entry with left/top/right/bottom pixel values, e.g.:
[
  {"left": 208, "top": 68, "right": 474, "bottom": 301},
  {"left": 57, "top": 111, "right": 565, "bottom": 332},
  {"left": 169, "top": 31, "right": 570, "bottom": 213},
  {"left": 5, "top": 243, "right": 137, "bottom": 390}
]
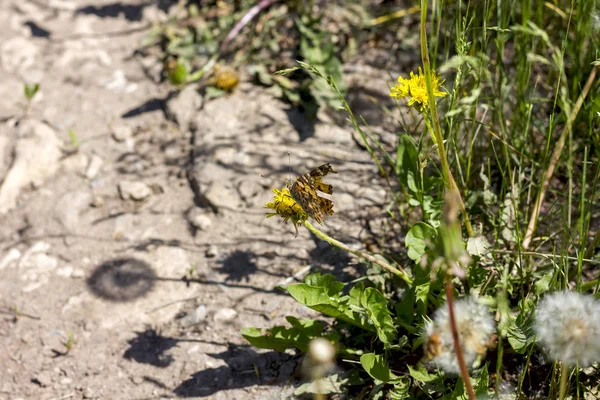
[
  {"left": 424, "top": 297, "right": 496, "bottom": 374},
  {"left": 534, "top": 291, "right": 600, "bottom": 367}
]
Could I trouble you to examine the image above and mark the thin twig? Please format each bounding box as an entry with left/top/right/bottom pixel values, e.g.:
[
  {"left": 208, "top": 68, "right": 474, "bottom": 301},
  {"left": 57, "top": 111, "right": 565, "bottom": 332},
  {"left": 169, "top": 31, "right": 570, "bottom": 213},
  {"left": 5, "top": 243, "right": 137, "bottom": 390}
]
[
  {"left": 146, "top": 296, "right": 199, "bottom": 313},
  {"left": 522, "top": 67, "right": 597, "bottom": 250},
  {"left": 445, "top": 278, "right": 476, "bottom": 400}
]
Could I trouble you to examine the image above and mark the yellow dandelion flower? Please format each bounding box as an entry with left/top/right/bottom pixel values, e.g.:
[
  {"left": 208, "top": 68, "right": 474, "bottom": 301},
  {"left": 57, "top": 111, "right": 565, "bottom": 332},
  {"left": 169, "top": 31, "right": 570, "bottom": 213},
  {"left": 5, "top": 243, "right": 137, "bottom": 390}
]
[
  {"left": 390, "top": 67, "right": 447, "bottom": 112},
  {"left": 213, "top": 64, "right": 239, "bottom": 91},
  {"left": 265, "top": 187, "right": 307, "bottom": 236}
]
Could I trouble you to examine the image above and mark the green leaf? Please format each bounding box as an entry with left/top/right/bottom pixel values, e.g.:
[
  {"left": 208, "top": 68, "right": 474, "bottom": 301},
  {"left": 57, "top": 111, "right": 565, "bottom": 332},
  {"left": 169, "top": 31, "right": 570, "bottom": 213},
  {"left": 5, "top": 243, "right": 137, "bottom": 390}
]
[
  {"left": 534, "top": 271, "right": 554, "bottom": 295},
  {"left": 466, "top": 236, "right": 491, "bottom": 257},
  {"left": 507, "top": 317, "right": 534, "bottom": 354},
  {"left": 294, "top": 373, "right": 346, "bottom": 395},
  {"left": 395, "top": 134, "right": 420, "bottom": 194},
  {"left": 407, "top": 365, "right": 440, "bottom": 383},
  {"left": 360, "top": 353, "right": 399, "bottom": 383},
  {"left": 24, "top": 83, "right": 40, "bottom": 100},
  {"left": 474, "top": 364, "right": 490, "bottom": 395},
  {"left": 406, "top": 222, "right": 437, "bottom": 262},
  {"left": 241, "top": 317, "right": 325, "bottom": 353},
  {"left": 390, "top": 378, "right": 411, "bottom": 399},
  {"left": 361, "top": 287, "right": 397, "bottom": 345},
  {"left": 286, "top": 273, "right": 373, "bottom": 332},
  {"left": 68, "top": 128, "right": 79, "bottom": 148}
]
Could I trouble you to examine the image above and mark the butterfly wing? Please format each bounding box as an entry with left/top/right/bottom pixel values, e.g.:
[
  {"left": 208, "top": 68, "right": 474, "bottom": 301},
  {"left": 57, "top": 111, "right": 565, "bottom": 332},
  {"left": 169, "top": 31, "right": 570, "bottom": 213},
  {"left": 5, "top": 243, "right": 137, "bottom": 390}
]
[{"left": 289, "top": 164, "right": 337, "bottom": 224}]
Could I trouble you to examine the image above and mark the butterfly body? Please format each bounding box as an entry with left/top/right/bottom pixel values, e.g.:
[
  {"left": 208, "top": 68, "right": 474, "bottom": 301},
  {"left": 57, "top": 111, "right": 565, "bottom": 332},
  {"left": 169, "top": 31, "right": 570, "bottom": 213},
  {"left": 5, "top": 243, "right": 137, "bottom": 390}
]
[{"left": 287, "top": 163, "right": 337, "bottom": 224}]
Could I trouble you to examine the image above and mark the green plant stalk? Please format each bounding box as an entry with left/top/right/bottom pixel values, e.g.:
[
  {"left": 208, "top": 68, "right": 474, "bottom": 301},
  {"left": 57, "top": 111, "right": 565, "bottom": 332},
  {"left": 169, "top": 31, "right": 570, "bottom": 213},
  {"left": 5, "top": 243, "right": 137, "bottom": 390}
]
[
  {"left": 559, "top": 363, "right": 569, "bottom": 400},
  {"left": 419, "top": 0, "right": 473, "bottom": 237},
  {"left": 304, "top": 221, "right": 413, "bottom": 285},
  {"left": 445, "top": 277, "right": 476, "bottom": 400}
]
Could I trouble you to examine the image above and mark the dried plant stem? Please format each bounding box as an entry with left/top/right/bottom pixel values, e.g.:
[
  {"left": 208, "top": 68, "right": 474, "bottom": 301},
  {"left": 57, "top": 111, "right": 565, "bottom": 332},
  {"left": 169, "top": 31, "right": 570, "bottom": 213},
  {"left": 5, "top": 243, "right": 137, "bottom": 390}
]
[
  {"left": 304, "top": 221, "right": 413, "bottom": 286},
  {"left": 522, "top": 66, "right": 597, "bottom": 250},
  {"left": 445, "top": 278, "right": 476, "bottom": 400},
  {"left": 419, "top": 0, "right": 473, "bottom": 238}
]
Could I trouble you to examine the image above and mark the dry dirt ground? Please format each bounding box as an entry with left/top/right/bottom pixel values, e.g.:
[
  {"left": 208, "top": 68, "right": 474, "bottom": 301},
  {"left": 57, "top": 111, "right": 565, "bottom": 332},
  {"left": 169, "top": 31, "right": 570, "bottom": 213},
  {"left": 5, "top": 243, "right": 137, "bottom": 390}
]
[{"left": 0, "top": 1, "right": 405, "bottom": 399}]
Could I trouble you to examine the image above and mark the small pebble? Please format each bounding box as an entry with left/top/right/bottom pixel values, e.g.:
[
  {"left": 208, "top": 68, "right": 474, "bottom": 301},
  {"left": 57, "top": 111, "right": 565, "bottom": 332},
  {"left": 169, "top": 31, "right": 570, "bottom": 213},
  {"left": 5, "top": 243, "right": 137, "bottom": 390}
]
[
  {"left": 205, "top": 245, "right": 218, "bottom": 258},
  {"left": 118, "top": 181, "right": 152, "bottom": 201},
  {"left": 85, "top": 154, "right": 103, "bottom": 179},
  {"left": 32, "top": 371, "right": 52, "bottom": 387},
  {"left": 112, "top": 125, "right": 133, "bottom": 142},
  {"left": 213, "top": 308, "right": 237, "bottom": 323},
  {"left": 191, "top": 214, "right": 211, "bottom": 231},
  {"left": 82, "top": 387, "right": 94, "bottom": 399},
  {"left": 181, "top": 304, "right": 207, "bottom": 327},
  {"left": 90, "top": 196, "right": 104, "bottom": 208}
]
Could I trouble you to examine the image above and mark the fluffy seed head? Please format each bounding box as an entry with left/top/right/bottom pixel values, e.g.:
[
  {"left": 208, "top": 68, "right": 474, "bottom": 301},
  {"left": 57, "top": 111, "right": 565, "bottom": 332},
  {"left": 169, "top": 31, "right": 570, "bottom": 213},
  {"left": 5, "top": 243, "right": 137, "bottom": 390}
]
[
  {"left": 424, "top": 297, "right": 495, "bottom": 374},
  {"left": 534, "top": 291, "right": 600, "bottom": 366}
]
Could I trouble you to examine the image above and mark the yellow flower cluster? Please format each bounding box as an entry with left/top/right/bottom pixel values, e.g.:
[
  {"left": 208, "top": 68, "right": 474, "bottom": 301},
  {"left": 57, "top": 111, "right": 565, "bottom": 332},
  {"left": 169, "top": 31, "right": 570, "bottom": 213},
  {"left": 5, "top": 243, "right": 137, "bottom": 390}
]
[
  {"left": 390, "top": 67, "right": 447, "bottom": 112},
  {"left": 214, "top": 64, "right": 239, "bottom": 91},
  {"left": 264, "top": 188, "right": 307, "bottom": 235}
]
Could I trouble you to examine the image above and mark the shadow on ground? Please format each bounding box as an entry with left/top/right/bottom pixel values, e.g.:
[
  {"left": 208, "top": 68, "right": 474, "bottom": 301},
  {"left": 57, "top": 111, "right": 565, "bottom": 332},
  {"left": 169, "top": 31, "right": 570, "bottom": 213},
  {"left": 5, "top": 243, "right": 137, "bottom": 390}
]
[
  {"left": 76, "top": 2, "right": 153, "bottom": 21},
  {"left": 87, "top": 258, "right": 156, "bottom": 301},
  {"left": 124, "top": 329, "right": 178, "bottom": 368},
  {"left": 86, "top": 256, "right": 290, "bottom": 302},
  {"left": 173, "top": 347, "right": 298, "bottom": 397}
]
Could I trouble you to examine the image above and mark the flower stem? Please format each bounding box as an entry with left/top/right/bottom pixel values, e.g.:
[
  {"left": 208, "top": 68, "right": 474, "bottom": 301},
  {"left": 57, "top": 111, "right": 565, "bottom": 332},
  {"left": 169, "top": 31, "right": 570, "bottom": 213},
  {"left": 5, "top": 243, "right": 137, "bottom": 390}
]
[
  {"left": 304, "top": 221, "right": 413, "bottom": 286},
  {"left": 559, "top": 363, "right": 569, "bottom": 400},
  {"left": 445, "top": 277, "right": 476, "bottom": 400},
  {"left": 419, "top": 0, "right": 473, "bottom": 237}
]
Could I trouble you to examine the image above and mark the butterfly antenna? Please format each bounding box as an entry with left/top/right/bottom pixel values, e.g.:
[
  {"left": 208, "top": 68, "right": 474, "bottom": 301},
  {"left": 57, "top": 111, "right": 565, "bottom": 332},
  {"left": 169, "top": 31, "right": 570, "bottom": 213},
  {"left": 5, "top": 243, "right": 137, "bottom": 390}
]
[{"left": 287, "top": 152, "right": 292, "bottom": 182}]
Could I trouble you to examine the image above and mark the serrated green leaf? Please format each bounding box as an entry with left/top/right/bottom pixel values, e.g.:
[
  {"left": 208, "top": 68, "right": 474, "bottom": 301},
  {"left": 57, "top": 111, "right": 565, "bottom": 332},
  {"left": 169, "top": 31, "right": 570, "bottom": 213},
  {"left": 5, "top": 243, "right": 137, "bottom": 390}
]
[
  {"left": 241, "top": 317, "right": 324, "bottom": 352},
  {"left": 466, "top": 236, "right": 491, "bottom": 257},
  {"left": 360, "top": 353, "right": 399, "bottom": 383},
  {"left": 361, "top": 287, "right": 397, "bottom": 345},
  {"left": 287, "top": 273, "right": 373, "bottom": 332},
  {"left": 408, "top": 365, "right": 440, "bottom": 383},
  {"left": 507, "top": 318, "right": 534, "bottom": 354}
]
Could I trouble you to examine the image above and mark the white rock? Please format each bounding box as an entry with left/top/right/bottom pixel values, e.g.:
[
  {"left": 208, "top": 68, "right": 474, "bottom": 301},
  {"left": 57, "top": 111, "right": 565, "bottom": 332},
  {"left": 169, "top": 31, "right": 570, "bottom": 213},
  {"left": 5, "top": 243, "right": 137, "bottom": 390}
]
[
  {"left": 118, "top": 181, "right": 152, "bottom": 201},
  {"left": 21, "top": 253, "right": 58, "bottom": 277},
  {"left": 0, "top": 120, "right": 62, "bottom": 214},
  {"left": 182, "top": 304, "right": 207, "bottom": 327},
  {"left": 112, "top": 125, "right": 133, "bottom": 142},
  {"left": 71, "top": 268, "right": 85, "bottom": 279},
  {"left": 190, "top": 213, "right": 211, "bottom": 231},
  {"left": 1, "top": 37, "right": 38, "bottom": 72},
  {"left": 213, "top": 308, "right": 237, "bottom": 323},
  {"left": 56, "top": 266, "right": 74, "bottom": 278},
  {"left": 0, "top": 248, "right": 21, "bottom": 270},
  {"left": 85, "top": 154, "right": 103, "bottom": 179}
]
